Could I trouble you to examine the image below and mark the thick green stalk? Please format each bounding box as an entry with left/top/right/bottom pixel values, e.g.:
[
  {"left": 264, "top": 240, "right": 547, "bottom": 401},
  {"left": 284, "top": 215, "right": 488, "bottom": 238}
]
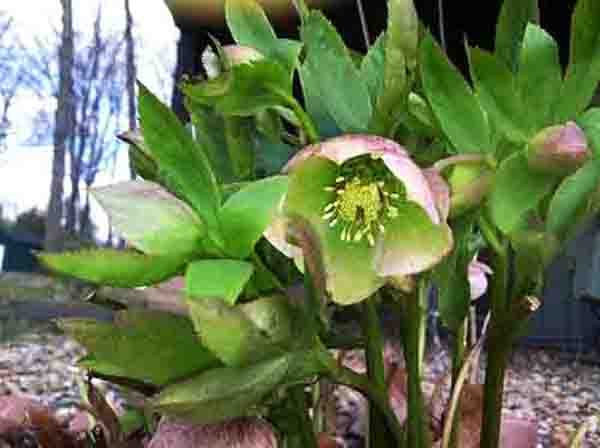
[
  {"left": 479, "top": 245, "right": 510, "bottom": 448},
  {"left": 285, "top": 96, "right": 320, "bottom": 144},
  {"left": 362, "top": 297, "right": 391, "bottom": 448},
  {"left": 402, "top": 278, "right": 430, "bottom": 448},
  {"left": 288, "top": 386, "right": 319, "bottom": 448},
  {"left": 449, "top": 320, "right": 467, "bottom": 448}
]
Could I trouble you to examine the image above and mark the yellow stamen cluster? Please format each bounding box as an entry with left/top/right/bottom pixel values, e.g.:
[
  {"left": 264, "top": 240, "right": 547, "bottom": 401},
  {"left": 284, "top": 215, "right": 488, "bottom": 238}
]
[{"left": 322, "top": 176, "right": 401, "bottom": 246}]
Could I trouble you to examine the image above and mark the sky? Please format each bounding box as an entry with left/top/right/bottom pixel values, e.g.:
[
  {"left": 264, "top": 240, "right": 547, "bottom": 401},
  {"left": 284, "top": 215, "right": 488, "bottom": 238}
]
[{"left": 0, "top": 0, "right": 180, "bottom": 237}]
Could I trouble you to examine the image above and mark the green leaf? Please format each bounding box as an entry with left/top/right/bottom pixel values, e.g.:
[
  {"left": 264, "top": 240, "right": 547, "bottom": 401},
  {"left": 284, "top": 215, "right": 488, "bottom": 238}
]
[
  {"left": 255, "top": 134, "right": 296, "bottom": 177},
  {"left": 433, "top": 216, "right": 474, "bottom": 330},
  {"left": 224, "top": 116, "right": 255, "bottom": 180},
  {"left": 225, "top": 0, "right": 302, "bottom": 75},
  {"left": 188, "top": 60, "right": 293, "bottom": 117},
  {"left": 138, "top": 83, "right": 221, "bottom": 238},
  {"left": 489, "top": 151, "right": 557, "bottom": 234},
  {"left": 420, "top": 34, "right": 490, "bottom": 153},
  {"left": 554, "top": 0, "right": 600, "bottom": 121},
  {"left": 220, "top": 176, "right": 289, "bottom": 258},
  {"left": 118, "top": 130, "right": 160, "bottom": 182},
  {"left": 495, "top": 0, "right": 539, "bottom": 72},
  {"left": 547, "top": 159, "right": 600, "bottom": 235},
  {"left": 38, "top": 249, "right": 188, "bottom": 287},
  {"left": 187, "top": 105, "right": 236, "bottom": 184},
  {"left": 517, "top": 24, "right": 562, "bottom": 129},
  {"left": 577, "top": 108, "right": 600, "bottom": 156},
  {"left": 186, "top": 295, "right": 294, "bottom": 366},
  {"left": 152, "top": 355, "right": 289, "bottom": 423},
  {"left": 300, "top": 11, "right": 372, "bottom": 132},
  {"left": 298, "top": 65, "right": 341, "bottom": 138},
  {"left": 360, "top": 34, "right": 386, "bottom": 110},
  {"left": 186, "top": 260, "right": 254, "bottom": 305},
  {"left": 369, "top": 0, "right": 418, "bottom": 135},
  {"left": 92, "top": 181, "right": 205, "bottom": 256},
  {"left": 59, "top": 310, "right": 221, "bottom": 386},
  {"left": 468, "top": 47, "right": 528, "bottom": 142}
]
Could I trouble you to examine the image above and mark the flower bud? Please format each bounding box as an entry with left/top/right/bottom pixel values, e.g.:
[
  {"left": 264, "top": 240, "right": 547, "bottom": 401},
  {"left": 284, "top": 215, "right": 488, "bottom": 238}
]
[
  {"left": 202, "top": 45, "right": 264, "bottom": 79},
  {"left": 527, "top": 121, "right": 589, "bottom": 176},
  {"left": 432, "top": 155, "right": 493, "bottom": 218}
]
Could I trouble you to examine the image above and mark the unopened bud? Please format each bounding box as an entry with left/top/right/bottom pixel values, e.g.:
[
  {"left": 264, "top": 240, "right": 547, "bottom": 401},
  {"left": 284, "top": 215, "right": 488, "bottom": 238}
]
[
  {"left": 202, "top": 45, "right": 264, "bottom": 79},
  {"left": 527, "top": 121, "right": 589, "bottom": 176}
]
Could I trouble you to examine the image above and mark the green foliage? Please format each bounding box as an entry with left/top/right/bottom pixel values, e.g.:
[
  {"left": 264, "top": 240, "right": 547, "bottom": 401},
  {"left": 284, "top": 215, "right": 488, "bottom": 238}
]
[
  {"left": 495, "top": 0, "right": 539, "bottom": 72},
  {"left": 186, "top": 259, "right": 254, "bottom": 305},
  {"left": 420, "top": 34, "right": 491, "bottom": 153},
  {"left": 547, "top": 159, "right": 600, "bottom": 236},
  {"left": 187, "top": 295, "right": 295, "bottom": 366},
  {"left": 225, "top": 0, "right": 302, "bottom": 75},
  {"left": 152, "top": 355, "right": 289, "bottom": 423},
  {"left": 38, "top": 249, "right": 188, "bottom": 287},
  {"left": 553, "top": 0, "right": 600, "bottom": 121},
  {"left": 577, "top": 108, "right": 600, "bottom": 157},
  {"left": 59, "top": 310, "right": 221, "bottom": 386},
  {"left": 300, "top": 11, "right": 372, "bottom": 132},
  {"left": 219, "top": 175, "right": 289, "bottom": 258},
  {"left": 138, "top": 83, "right": 222, "bottom": 241},
  {"left": 489, "top": 151, "right": 557, "bottom": 234}
]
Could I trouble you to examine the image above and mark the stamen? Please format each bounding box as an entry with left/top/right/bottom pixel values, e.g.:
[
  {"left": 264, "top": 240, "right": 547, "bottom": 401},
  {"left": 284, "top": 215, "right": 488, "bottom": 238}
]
[
  {"left": 390, "top": 193, "right": 400, "bottom": 200},
  {"left": 324, "top": 186, "right": 335, "bottom": 192},
  {"left": 323, "top": 203, "right": 335, "bottom": 212},
  {"left": 322, "top": 211, "right": 335, "bottom": 220},
  {"left": 336, "top": 176, "right": 345, "bottom": 183},
  {"left": 367, "top": 232, "right": 375, "bottom": 247},
  {"left": 329, "top": 219, "right": 338, "bottom": 227}
]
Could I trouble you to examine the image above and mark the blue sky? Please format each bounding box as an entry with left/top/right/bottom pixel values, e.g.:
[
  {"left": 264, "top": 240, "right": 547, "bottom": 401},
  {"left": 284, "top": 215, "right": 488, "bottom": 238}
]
[{"left": 0, "top": 0, "right": 180, "bottom": 236}]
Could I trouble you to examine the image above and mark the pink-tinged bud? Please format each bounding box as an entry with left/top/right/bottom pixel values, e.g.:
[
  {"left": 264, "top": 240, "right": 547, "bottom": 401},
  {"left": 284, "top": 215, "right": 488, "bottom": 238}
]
[
  {"left": 527, "top": 121, "right": 590, "bottom": 176},
  {"left": 432, "top": 155, "right": 493, "bottom": 218},
  {"left": 202, "top": 45, "right": 264, "bottom": 79}
]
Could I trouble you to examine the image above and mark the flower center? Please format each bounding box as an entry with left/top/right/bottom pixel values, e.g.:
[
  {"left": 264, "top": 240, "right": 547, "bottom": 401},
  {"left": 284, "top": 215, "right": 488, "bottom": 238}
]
[{"left": 322, "top": 156, "right": 403, "bottom": 246}]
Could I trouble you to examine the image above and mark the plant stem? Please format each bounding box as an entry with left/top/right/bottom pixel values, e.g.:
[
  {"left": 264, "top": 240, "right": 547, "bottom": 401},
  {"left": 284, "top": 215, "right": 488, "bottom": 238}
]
[
  {"left": 286, "top": 96, "right": 319, "bottom": 144},
  {"left": 289, "top": 386, "right": 319, "bottom": 448},
  {"left": 449, "top": 320, "right": 466, "bottom": 448},
  {"left": 401, "top": 278, "right": 430, "bottom": 448},
  {"left": 362, "top": 296, "right": 390, "bottom": 448},
  {"left": 479, "top": 243, "right": 510, "bottom": 448}
]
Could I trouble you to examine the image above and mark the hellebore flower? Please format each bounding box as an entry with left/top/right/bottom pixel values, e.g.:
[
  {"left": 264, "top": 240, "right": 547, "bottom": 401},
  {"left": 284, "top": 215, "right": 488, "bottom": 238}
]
[
  {"left": 527, "top": 121, "right": 590, "bottom": 176},
  {"left": 202, "top": 45, "right": 264, "bottom": 79},
  {"left": 468, "top": 256, "right": 493, "bottom": 300},
  {"left": 429, "top": 155, "right": 494, "bottom": 218},
  {"left": 267, "top": 134, "right": 453, "bottom": 304}
]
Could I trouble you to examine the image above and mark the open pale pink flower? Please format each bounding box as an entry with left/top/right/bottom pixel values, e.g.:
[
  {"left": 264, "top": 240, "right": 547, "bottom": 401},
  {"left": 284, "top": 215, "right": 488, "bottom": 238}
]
[
  {"left": 468, "top": 256, "right": 493, "bottom": 300},
  {"left": 267, "top": 134, "right": 453, "bottom": 304},
  {"left": 147, "top": 418, "right": 277, "bottom": 448},
  {"left": 527, "top": 121, "right": 590, "bottom": 176}
]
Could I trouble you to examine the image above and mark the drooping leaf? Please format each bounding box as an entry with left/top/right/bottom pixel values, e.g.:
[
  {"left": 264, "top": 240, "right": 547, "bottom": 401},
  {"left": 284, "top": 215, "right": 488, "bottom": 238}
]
[
  {"left": 517, "top": 24, "right": 562, "bottom": 129},
  {"left": 495, "top": 0, "right": 539, "bottom": 72},
  {"left": 138, "top": 83, "right": 221, "bottom": 239},
  {"left": 577, "top": 108, "right": 600, "bottom": 157},
  {"left": 300, "top": 11, "right": 372, "bottom": 132},
  {"left": 225, "top": 0, "right": 302, "bottom": 75},
  {"left": 420, "top": 34, "right": 490, "bottom": 153},
  {"left": 92, "top": 180, "right": 205, "bottom": 256},
  {"left": 38, "top": 249, "right": 188, "bottom": 287},
  {"left": 187, "top": 60, "right": 294, "bottom": 117},
  {"left": 553, "top": 0, "right": 600, "bottom": 121},
  {"left": 220, "top": 176, "right": 289, "bottom": 258},
  {"left": 433, "top": 216, "right": 474, "bottom": 330},
  {"left": 187, "top": 295, "right": 294, "bottom": 366},
  {"left": 468, "top": 47, "right": 528, "bottom": 142},
  {"left": 360, "top": 34, "right": 386, "bottom": 109},
  {"left": 59, "top": 310, "right": 221, "bottom": 386},
  {"left": 547, "top": 159, "right": 600, "bottom": 235},
  {"left": 489, "top": 151, "right": 557, "bottom": 234},
  {"left": 152, "top": 355, "right": 289, "bottom": 423},
  {"left": 186, "top": 259, "right": 254, "bottom": 305}
]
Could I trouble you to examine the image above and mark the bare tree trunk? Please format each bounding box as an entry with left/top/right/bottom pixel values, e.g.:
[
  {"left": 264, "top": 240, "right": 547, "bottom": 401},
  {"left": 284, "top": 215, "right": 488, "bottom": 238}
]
[
  {"left": 45, "top": 0, "right": 74, "bottom": 251},
  {"left": 124, "top": 0, "right": 137, "bottom": 179}
]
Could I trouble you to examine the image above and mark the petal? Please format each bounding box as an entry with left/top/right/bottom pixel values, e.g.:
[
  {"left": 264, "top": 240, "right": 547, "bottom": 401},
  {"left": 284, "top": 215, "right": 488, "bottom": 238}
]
[
  {"left": 423, "top": 168, "right": 450, "bottom": 222},
  {"left": 382, "top": 152, "right": 440, "bottom": 224},
  {"left": 263, "top": 215, "right": 303, "bottom": 260},
  {"left": 284, "top": 134, "right": 409, "bottom": 171},
  {"left": 468, "top": 257, "right": 493, "bottom": 300},
  {"left": 285, "top": 155, "right": 384, "bottom": 304},
  {"left": 374, "top": 202, "right": 453, "bottom": 277}
]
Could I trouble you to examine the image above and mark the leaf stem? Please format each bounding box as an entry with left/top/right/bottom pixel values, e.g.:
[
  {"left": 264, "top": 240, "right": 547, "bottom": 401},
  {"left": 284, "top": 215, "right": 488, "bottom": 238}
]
[{"left": 285, "top": 96, "right": 320, "bottom": 144}]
